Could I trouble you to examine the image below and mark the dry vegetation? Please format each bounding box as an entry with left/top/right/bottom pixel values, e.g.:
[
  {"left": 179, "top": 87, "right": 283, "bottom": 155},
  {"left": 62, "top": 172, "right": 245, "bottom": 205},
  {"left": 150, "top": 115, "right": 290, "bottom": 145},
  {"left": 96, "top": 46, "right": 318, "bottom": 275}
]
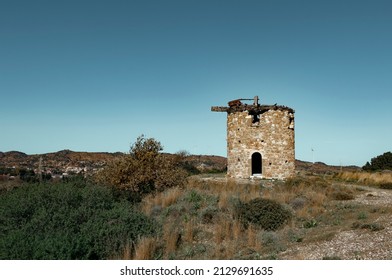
[
  {"left": 337, "top": 171, "right": 392, "bottom": 188},
  {"left": 3, "top": 136, "right": 391, "bottom": 260},
  {"left": 121, "top": 172, "right": 392, "bottom": 260}
]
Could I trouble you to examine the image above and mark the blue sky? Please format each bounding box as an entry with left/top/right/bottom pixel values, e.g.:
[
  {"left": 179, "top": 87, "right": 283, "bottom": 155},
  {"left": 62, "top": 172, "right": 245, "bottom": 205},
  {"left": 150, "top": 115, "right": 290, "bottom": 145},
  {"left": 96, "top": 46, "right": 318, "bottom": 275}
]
[{"left": 1, "top": 0, "right": 391, "bottom": 166}]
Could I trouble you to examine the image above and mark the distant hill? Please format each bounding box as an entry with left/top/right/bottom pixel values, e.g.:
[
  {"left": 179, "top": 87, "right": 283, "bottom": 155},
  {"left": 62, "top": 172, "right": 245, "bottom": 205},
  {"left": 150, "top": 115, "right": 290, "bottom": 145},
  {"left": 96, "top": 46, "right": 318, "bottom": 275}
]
[
  {"left": 0, "top": 150, "right": 360, "bottom": 175},
  {"left": 184, "top": 154, "right": 227, "bottom": 173},
  {"left": 295, "top": 160, "right": 361, "bottom": 174},
  {"left": 0, "top": 150, "right": 227, "bottom": 176},
  {"left": 0, "top": 150, "right": 122, "bottom": 171}
]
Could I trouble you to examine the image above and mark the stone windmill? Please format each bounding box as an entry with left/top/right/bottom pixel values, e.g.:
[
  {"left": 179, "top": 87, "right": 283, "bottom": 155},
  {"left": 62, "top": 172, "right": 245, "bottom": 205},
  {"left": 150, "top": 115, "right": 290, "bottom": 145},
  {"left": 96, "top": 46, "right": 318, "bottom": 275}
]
[{"left": 211, "top": 96, "right": 295, "bottom": 179}]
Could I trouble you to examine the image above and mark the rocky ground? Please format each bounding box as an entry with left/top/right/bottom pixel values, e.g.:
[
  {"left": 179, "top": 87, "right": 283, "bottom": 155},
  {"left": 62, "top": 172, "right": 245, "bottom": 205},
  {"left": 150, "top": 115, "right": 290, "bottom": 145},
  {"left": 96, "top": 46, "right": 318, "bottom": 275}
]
[{"left": 281, "top": 185, "right": 392, "bottom": 260}]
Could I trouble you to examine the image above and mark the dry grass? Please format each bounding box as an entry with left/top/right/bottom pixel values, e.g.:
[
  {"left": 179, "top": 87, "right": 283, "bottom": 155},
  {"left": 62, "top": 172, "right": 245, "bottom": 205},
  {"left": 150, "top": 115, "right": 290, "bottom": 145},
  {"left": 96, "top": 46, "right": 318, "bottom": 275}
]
[
  {"left": 232, "top": 219, "right": 243, "bottom": 240},
  {"left": 246, "top": 224, "right": 258, "bottom": 248},
  {"left": 213, "top": 219, "right": 242, "bottom": 244},
  {"left": 214, "top": 221, "right": 225, "bottom": 244},
  {"left": 120, "top": 243, "right": 133, "bottom": 260},
  {"left": 240, "top": 185, "right": 262, "bottom": 202},
  {"left": 162, "top": 187, "right": 183, "bottom": 207},
  {"left": 213, "top": 220, "right": 231, "bottom": 244},
  {"left": 183, "top": 220, "right": 195, "bottom": 243},
  {"left": 132, "top": 173, "right": 392, "bottom": 260},
  {"left": 188, "top": 177, "right": 262, "bottom": 203},
  {"left": 338, "top": 171, "right": 392, "bottom": 186},
  {"left": 218, "top": 191, "right": 229, "bottom": 209},
  {"left": 141, "top": 186, "right": 182, "bottom": 215},
  {"left": 208, "top": 218, "right": 252, "bottom": 259},
  {"left": 260, "top": 177, "right": 331, "bottom": 219},
  {"left": 133, "top": 236, "right": 158, "bottom": 260},
  {"left": 162, "top": 223, "right": 180, "bottom": 258}
]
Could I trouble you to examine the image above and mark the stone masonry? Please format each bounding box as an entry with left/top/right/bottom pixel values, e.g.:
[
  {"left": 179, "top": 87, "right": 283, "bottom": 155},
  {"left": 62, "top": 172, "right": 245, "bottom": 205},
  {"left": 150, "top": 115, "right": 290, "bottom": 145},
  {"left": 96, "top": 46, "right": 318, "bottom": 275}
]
[{"left": 211, "top": 97, "right": 295, "bottom": 179}]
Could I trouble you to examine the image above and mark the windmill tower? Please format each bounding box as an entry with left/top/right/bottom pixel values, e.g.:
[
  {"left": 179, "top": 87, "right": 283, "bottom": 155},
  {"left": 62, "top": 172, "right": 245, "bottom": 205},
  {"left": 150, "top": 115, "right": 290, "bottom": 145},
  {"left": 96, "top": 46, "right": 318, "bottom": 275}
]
[{"left": 211, "top": 96, "right": 295, "bottom": 179}]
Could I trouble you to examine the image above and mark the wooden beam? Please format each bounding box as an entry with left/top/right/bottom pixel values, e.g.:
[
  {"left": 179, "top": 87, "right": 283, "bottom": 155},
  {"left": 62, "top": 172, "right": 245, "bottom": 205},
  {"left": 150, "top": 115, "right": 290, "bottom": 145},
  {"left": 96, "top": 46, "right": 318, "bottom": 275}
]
[{"left": 211, "top": 106, "right": 229, "bottom": 112}]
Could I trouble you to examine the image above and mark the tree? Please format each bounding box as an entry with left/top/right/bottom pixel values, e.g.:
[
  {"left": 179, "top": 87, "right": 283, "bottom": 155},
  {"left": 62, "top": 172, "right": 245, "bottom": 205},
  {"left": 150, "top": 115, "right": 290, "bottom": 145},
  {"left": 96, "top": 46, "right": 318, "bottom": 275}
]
[
  {"left": 362, "top": 152, "right": 392, "bottom": 171},
  {"left": 96, "top": 135, "right": 187, "bottom": 199},
  {"left": 130, "top": 135, "right": 163, "bottom": 160}
]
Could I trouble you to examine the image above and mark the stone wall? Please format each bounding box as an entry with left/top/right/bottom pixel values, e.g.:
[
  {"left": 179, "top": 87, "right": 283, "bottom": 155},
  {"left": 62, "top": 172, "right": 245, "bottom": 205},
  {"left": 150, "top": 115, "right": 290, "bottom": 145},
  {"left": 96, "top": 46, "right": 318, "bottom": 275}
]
[{"left": 227, "top": 108, "right": 295, "bottom": 179}]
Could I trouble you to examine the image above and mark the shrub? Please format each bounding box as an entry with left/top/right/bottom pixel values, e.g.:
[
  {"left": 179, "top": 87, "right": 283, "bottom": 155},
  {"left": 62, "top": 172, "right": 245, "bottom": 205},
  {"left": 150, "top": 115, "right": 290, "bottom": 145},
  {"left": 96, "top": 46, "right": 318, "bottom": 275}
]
[
  {"left": 185, "top": 190, "right": 203, "bottom": 203},
  {"left": 352, "top": 222, "right": 385, "bottom": 231},
  {"left": 0, "top": 180, "right": 157, "bottom": 259},
  {"left": 379, "top": 183, "right": 392, "bottom": 189},
  {"left": 289, "top": 196, "right": 307, "bottom": 210},
  {"left": 96, "top": 135, "right": 187, "bottom": 200},
  {"left": 357, "top": 212, "right": 368, "bottom": 220},
  {"left": 303, "top": 219, "right": 318, "bottom": 228},
  {"left": 330, "top": 190, "right": 354, "bottom": 201},
  {"left": 287, "top": 229, "right": 304, "bottom": 243},
  {"left": 200, "top": 206, "right": 218, "bottom": 223},
  {"left": 183, "top": 190, "right": 204, "bottom": 214},
  {"left": 259, "top": 231, "right": 286, "bottom": 253},
  {"left": 363, "top": 152, "right": 392, "bottom": 171},
  {"left": 237, "top": 198, "right": 292, "bottom": 231}
]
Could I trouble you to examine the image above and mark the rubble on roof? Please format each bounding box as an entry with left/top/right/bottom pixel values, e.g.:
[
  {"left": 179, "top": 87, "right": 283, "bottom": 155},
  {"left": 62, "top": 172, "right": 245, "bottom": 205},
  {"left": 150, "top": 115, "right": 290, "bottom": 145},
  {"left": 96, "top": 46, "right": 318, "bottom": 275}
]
[{"left": 211, "top": 96, "right": 294, "bottom": 114}]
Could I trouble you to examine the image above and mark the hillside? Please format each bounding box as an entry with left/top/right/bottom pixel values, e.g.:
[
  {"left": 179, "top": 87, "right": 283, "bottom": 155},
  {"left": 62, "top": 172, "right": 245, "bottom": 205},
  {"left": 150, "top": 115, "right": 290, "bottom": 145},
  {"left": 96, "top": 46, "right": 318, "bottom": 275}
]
[
  {"left": 0, "top": 150, "right": 360, "bottom": 177},
  {"left": 0, "top": 150, "right": 122, "bottom": 175},
  {"left": 0, "top": 150, "right": 228, "bottom": 176},
  {"left": 295, "top": 160, "right": 361, "bottom": 174},
  {"left": 2, "top": 150, "right": 391, "bottom": 260}
]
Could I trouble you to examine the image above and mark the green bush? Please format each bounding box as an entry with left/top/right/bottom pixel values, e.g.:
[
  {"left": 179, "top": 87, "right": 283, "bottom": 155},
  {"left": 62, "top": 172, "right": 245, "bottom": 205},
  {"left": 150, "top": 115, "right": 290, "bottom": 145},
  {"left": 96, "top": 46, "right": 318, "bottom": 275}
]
[
  {"left": 237, "top": 198, "right": 292, "bottom": 231},
  {"left": 0, "top": 180, "right": 157, "bottom": 259},
  {"left": 363, "top": 152, "right": 392, "bottom": 171}
]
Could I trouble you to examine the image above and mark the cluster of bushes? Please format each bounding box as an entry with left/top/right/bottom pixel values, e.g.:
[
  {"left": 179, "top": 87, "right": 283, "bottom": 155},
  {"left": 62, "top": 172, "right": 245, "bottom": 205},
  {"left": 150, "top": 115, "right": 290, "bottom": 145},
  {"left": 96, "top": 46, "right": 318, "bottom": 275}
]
[
  {"left": 363, "top": 152, "right": 392, "bottom": 171},
  {"left": 1, "top": 136, "right": 190, "bottom": 259},
  {"left": 0, "top": 167, "right": 17, "bottom": 176},
  {"left": 0, "top": 167, "right": 51, "bottom": 183},
  {"left": 0, "top": 178, "right": 157, "bottom": 259}
]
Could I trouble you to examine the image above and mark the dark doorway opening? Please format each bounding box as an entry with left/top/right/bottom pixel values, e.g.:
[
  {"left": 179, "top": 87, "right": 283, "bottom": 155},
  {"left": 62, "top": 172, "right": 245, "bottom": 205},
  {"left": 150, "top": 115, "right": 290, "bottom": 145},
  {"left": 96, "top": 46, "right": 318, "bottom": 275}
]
[{"left": 252, "top": 152, "right": 262, "bottom": 175}]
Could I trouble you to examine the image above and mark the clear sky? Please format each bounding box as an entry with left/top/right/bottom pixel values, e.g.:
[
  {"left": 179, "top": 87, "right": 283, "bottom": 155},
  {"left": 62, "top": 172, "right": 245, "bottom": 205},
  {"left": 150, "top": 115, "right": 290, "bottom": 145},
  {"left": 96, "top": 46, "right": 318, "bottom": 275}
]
[{"left": 1, "top": 0, "right": 391, "bottom": 166}]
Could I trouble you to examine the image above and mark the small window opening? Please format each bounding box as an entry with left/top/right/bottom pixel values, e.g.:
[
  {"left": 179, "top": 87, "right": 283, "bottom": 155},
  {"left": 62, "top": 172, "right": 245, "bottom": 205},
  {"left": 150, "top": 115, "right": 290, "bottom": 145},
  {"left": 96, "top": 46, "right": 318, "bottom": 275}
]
[{"left": 288, "top": 116, "right": 294, "bottom": 129}]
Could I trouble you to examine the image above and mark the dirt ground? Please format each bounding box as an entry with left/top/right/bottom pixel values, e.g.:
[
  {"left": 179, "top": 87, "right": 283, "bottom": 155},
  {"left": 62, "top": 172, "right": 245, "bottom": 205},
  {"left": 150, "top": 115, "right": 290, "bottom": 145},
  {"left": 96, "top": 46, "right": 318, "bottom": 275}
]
[{"left": 280, "top": 185, "right": 392, "bottom": 260}]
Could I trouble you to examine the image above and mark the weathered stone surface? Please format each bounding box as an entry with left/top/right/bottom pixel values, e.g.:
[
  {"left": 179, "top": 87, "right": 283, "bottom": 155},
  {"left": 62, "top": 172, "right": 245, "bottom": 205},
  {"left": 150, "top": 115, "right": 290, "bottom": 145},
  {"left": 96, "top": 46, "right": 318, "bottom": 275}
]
[{"left": 213, "top": 99, "right": 295, "bottom": 179}]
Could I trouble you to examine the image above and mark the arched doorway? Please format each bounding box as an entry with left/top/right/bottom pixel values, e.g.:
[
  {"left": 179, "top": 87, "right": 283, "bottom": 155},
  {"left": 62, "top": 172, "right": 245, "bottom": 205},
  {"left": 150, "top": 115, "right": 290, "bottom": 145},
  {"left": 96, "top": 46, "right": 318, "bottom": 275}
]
[{"left": 251, "top": 152, "right": 262, "bottom": 175}]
